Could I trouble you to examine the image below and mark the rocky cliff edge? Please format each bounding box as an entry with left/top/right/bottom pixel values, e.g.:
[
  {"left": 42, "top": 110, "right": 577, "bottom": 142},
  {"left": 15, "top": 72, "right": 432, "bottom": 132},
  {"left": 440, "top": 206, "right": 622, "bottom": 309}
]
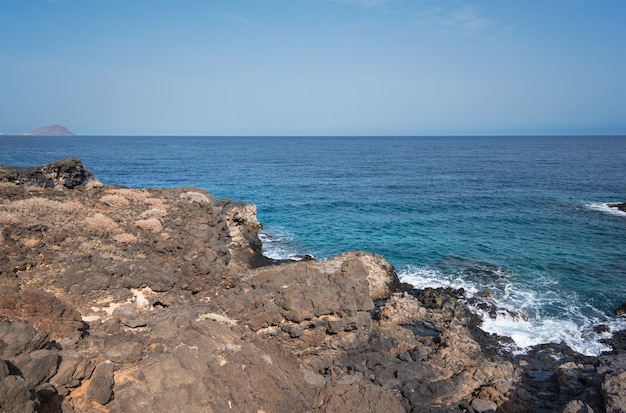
[{"left": 1, "top": 159, "right": 625, "bottom": 413}]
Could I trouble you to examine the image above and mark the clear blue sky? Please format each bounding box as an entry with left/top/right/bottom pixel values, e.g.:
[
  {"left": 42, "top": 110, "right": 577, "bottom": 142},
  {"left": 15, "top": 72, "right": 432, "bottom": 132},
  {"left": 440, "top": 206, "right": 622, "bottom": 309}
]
[{"left": 1, "top": 0, "right": 625, "bottom": 136}]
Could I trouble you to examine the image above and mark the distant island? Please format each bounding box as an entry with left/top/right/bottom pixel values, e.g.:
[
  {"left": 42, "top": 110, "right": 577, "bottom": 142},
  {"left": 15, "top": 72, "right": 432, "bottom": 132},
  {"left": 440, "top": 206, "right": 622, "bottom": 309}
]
[
  {"left": 0, "top": 124, "right": 75, "bottom": 136},
  {"left": 23, "top": 124, "right": 75, "bottom": 136}
]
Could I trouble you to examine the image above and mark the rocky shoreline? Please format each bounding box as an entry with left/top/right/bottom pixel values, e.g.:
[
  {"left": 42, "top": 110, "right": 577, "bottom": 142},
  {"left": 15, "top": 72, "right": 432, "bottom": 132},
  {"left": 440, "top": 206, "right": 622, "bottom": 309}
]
[{"left": 1, "top": 158, "right": 625, "bottom": 413}]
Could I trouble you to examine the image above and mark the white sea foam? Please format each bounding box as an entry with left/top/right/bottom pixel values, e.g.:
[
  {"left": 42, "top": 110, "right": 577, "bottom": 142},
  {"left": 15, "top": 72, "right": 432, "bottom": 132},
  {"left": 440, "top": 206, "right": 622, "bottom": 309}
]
[
  {"left": 586, "top": 202, "right": 626, "bottom": 217},
  {"left": 259, "top": 228, "right": 309, "bottom": 261},
  {"left": 399, "top": 265, "right": 626, "bottom": 357},
  {"left": 473, "top": 303, "right": 622, "bottom": 356},
  {"left": 400, "top": 265, "right": 480, "bottom": 294}
]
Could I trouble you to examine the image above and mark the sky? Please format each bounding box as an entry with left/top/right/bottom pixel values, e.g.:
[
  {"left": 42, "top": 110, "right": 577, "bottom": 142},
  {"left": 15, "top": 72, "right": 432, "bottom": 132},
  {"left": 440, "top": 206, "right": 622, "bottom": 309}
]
[{"left": 0, "top": 0, "right": 625, "bottom": 136}]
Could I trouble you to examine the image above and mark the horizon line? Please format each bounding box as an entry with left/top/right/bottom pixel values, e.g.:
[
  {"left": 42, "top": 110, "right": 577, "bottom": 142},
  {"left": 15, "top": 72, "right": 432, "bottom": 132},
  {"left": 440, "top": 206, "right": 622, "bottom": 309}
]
[{"left": 2, "top": 133, "right": 626, "bottom": 138}]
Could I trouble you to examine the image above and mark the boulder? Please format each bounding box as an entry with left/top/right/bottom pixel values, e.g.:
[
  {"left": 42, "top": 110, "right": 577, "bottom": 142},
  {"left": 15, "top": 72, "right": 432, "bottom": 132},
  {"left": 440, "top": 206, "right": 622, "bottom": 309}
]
[
  {"left": 112, "top": 304, "right": 147, "bottom": 328},
  {"left": 562, "top": 400, "right": 596, "bottom": 413},
  {"left": 14, "top": 349, "right": 59, "bottom": 388},
  {"left": 49, "top": 352, "right": 86, "bottom": 391},
  {"left": 0, "top": 157, "right": 97, "bottom": 189},
  {"left": 334, "top": 251, "right": 400, "bottom": 300},
  {"left": 602, "top": 371, "right": 626, "bottom": 413},
  {"left": 0, "top": 375, "right": 37, "bottom": 413},
  {"left": 0, "top": 319, "right": 48, "bottom": 358},
  {"left": 471, "top": 398, "right": 498, "bottom": 413},
  {"left": 104, "top": 340, "right": 143, "bottom": 364},
  {"left": 87, "top": 361, "right": 115, "bottom": 405}
]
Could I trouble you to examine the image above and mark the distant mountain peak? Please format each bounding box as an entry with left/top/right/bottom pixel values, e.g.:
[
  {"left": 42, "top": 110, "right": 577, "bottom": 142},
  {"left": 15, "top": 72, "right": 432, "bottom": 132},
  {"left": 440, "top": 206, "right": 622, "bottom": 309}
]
[{"left": 24, "top": 124, "right": 75, "bottom": 136}]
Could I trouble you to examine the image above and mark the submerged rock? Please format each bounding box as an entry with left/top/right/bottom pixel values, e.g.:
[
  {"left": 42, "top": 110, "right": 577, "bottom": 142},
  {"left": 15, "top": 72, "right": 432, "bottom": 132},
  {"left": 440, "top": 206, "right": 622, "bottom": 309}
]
[{"left": 608, "top": 202, "right": 626, "bottom": 213}]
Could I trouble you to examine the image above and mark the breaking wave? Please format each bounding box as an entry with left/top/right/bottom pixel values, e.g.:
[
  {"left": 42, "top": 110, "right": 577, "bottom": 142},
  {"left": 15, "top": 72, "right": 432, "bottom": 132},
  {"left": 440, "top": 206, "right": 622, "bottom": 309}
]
[
  {"left": 585, "top": 202, "right": 626, "bottom": 217},
  {"left": 399, "top": 262, "right": 626, "bottom": 356},
  {"left": 259, "top": 227, "right": 312, "bottom": 261}
]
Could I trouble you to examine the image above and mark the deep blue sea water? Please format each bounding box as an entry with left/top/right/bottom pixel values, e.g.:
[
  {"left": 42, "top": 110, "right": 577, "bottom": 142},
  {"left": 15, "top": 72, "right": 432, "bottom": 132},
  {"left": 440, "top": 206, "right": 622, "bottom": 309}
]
[{"left": 2, "top": 135, "right": 626, "bottom": 355}]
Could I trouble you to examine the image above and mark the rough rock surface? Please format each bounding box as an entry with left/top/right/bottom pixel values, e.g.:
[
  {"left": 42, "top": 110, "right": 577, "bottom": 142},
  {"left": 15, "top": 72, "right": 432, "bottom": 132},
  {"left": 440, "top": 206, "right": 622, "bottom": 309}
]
[
  {"left": 1, "top": 159, "right": 625, "bottom": 412},
  {"left": 0, "top": 158, "right": 95, "bottom": 189}
]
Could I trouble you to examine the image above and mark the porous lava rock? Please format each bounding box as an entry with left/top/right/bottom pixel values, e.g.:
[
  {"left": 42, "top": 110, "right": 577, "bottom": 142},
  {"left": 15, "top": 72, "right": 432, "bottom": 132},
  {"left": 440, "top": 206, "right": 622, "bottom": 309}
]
[
  {"left": 0, "top": 157, "right": 96, "bottom": 189},
  {"left": 1, "top": 159, "right": 626, "bottom": 413}
]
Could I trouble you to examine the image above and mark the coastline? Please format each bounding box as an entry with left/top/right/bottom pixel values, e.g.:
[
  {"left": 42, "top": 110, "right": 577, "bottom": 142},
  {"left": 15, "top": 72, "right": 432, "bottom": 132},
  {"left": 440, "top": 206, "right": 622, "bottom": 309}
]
[{"left": 1, "top": 158, "right": 626, "bottom": 412}]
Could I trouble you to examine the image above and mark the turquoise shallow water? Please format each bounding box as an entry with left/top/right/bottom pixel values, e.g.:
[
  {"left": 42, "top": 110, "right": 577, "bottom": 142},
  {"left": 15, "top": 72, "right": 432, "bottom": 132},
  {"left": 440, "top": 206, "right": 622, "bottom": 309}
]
[{"left": 2, "top": 135, "right": 626, "bottom": 354}]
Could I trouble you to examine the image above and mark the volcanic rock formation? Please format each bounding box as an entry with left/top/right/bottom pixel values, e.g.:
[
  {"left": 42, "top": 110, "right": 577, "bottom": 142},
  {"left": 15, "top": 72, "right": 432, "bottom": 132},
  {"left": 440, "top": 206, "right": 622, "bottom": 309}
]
[{"left": 0, "top": 158, "right": 625, "bottom": 412}]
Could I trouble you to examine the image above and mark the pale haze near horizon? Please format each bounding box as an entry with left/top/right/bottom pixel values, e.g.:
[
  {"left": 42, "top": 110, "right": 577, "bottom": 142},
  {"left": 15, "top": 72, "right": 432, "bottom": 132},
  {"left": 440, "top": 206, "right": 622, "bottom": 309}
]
[{"left": 0, "top": 0, "right": 624, "bottom": 136}]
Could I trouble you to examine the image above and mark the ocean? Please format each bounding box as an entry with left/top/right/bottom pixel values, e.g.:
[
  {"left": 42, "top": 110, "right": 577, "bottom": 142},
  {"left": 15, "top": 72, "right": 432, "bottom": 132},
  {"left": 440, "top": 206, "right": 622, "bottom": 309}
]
[{"left": 2, "top": 135, "right": 625, "bottom": 355}]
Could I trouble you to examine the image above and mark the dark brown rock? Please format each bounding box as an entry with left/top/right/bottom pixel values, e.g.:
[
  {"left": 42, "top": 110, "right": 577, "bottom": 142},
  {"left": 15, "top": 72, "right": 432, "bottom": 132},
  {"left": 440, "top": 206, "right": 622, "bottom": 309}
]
[
  {"left": 471, "top": 398, "right": 498, "bottom": 413},
  {"left": 602, "top": 371, "right": 626, "bottom": 413},
  {"left": 14, "top": 349, "right": 59, "bottom": 388},
  {"left": 87, "top": 361, "right": 114, "bottom": 405},
  {"left": 0, "top": 319, "right": 48, "bottom": 358},
  {"left": 0, "top": 287, "right": 83, "bottom": 348},
  {"left": 562, "top": 399, "right": 595, "bottom": 413},
  {"left": 104, "top": 340, "right": 143, "bottom": 364},
  {"left": 112, "top": 305, "right": 147, "bottom": 328},
  {"left": 608, "top": 202, "right": 626, "bottom": 213},
  {"left": 0, "top": 157, "right": 95, "bottom": 189},
  {"left": 0, "top": 375, "right": 37, "bottom": 413},
  {"left": 49, "top": 352, "right": 85, "bottom": 390},
  {"left": 313, "top": 382, "right": 406, "bottom": 412}
]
